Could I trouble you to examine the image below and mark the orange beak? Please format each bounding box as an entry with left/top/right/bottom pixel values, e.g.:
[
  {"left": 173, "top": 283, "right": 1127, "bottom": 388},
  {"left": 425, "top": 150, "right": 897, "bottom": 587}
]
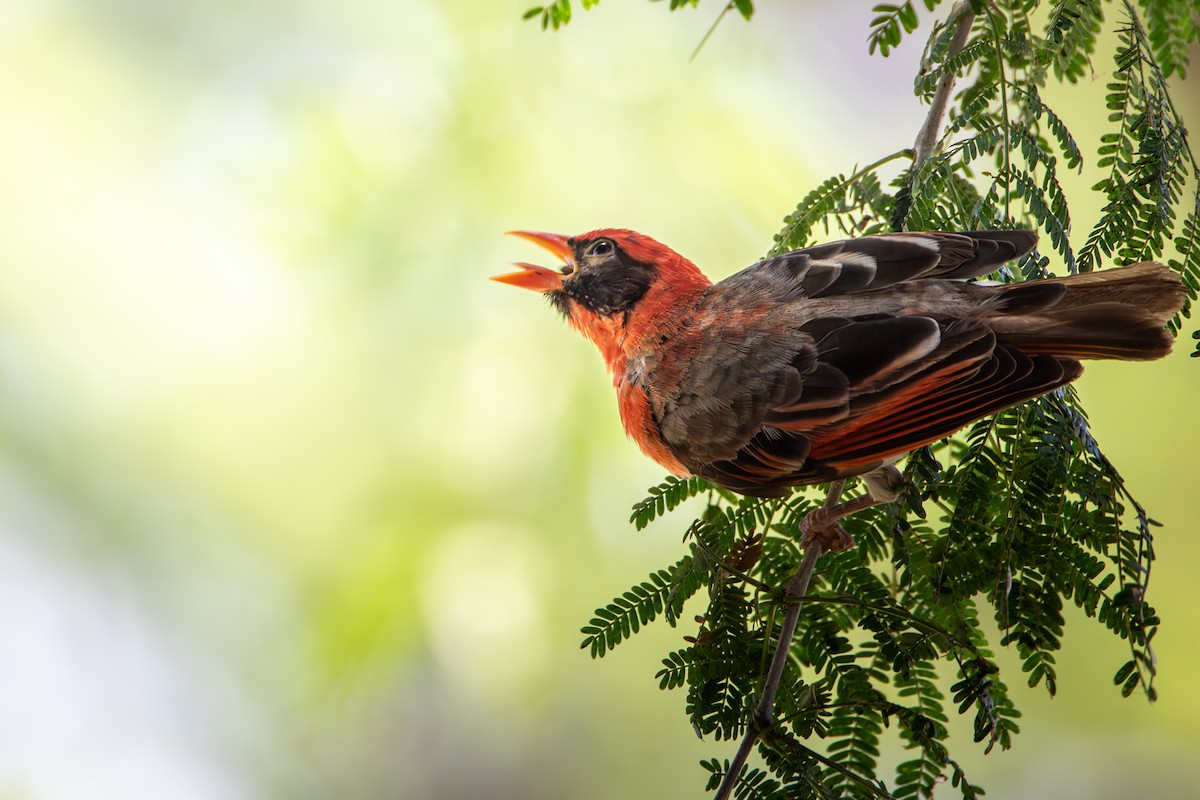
[{"left": 491, "top": 230, "right": 574, "bottom": 292}]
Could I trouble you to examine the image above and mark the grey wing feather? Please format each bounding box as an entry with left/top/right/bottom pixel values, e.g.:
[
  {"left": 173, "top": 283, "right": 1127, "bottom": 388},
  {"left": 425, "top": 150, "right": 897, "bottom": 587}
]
[{"left": 718, "top": 230, "right": 1037, "bottom": 302}]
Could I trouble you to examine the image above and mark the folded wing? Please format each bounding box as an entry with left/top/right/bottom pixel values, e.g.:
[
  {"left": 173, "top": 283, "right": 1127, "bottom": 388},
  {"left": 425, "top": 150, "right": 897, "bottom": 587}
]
[{"left": 646, "top": 230, "right": 1091, "bottom": 496}]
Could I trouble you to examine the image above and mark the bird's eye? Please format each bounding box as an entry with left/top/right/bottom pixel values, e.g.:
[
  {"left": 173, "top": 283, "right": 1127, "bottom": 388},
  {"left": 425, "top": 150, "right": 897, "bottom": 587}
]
[{"left": 587, "top": 239, "right": 615, "bottom": 257}]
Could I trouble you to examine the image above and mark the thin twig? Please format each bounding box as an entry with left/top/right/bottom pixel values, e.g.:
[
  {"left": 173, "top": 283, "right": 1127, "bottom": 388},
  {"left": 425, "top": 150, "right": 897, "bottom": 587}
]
[
  {"left": 691, "top": 2, "right": 734, "bottom": 62},
  {"left": 713, "top": 541, "right": 826, "bottom": 799},
  {"left": 712, "top": 482, "right": 845, "bottom": 800},
  {"left": 912, "top": 1, "right": 978, "bottom": 174},
  {"left": 986, "top": 7, "right": 1013, "bottom": 218},
  {"left": 754, "top": 540, "right": 826, "bottom": 726}
]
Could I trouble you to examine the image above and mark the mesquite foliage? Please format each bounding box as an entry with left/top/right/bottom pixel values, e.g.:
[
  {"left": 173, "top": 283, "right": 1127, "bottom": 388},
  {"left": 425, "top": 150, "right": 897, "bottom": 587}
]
[{"left": 530, "top": 2, "right": 1198, "bottom": 797}]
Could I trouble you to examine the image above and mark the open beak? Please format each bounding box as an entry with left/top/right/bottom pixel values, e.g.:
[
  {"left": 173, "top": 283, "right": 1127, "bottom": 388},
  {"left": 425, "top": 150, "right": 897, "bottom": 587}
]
[{"left": 491, "top": 230, "right": 574, "bottom": 292}]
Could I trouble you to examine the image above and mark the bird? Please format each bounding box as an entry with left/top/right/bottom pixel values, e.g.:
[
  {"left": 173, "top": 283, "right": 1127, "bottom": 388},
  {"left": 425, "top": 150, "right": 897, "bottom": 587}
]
[{"left": 493, "top": 228, "right": 1187, "bottom": 551}]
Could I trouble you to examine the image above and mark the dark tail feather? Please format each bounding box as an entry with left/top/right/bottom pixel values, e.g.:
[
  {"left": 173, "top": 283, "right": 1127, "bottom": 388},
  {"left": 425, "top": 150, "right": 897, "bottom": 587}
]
[{"left": 989, "top": 262, "right": 1186, "bottom": 361}]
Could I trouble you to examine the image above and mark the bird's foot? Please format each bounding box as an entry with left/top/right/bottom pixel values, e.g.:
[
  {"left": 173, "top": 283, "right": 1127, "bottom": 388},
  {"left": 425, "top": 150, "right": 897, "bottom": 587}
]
[
  {"left": 798, "top": 491, "right": 884, "bottom": 553},
  {"left": 799, "top": 507, "right": 856, "bottom": 552},
  {"left": 798, "top": 468, "right": 905, "bottom": 554}
]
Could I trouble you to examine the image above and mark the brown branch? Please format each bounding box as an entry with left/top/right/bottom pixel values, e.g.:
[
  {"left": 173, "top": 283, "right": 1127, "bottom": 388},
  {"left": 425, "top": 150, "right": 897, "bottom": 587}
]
[
  {"left": 711, "top": 481, "right": 844, "bottom": 800},
  {"left": 912, "top": 1, "right": 978, "bottom": 174},
  {"left": 712, "top": 543, "right": 826, "bottom": 799}
]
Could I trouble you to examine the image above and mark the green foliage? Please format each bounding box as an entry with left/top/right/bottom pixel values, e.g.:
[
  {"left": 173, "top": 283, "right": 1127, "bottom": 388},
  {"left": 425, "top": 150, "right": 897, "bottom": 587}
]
[
  {"left": 580, "top": 553, "right": 705, "bottom": 657},
  {"left": 630, "top": 475, "right": 714, "bottom": 530},
  {"left": 1169, "top": 194, "right": 1200, "bottom": 343},
  {"left": 525, "top": 0, "right": 1198, "bottom": 796},
  {"left": 1141, "top": 0, "right": 1200, "bottom": 78},
  {"left": 523, "top": 0, "right": 710, "bottom": 32},
  {"left": 522, "top": 0, "right": 593, "bottom": 31},
  {"left": 870, "top": 1, "right": 943, "bottom": 57},
  {"left": 1043, "top": 0, "right": 1105, "bottom": 82},
  {"left": 1080, "top": 6, "right": 1194, "bottom": 273}
]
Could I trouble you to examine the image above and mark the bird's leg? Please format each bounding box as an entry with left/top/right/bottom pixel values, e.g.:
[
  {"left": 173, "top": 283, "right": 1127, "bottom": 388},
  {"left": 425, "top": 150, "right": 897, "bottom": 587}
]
[{"left": 799, "top": 466, "right": 904, "bottom": 552}]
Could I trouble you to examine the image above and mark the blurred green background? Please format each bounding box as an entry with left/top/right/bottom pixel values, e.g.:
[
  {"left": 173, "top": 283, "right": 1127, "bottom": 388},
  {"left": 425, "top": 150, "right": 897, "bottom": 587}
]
[{"left": 0, "top": 1, "right": 1197, "bottom": 798}]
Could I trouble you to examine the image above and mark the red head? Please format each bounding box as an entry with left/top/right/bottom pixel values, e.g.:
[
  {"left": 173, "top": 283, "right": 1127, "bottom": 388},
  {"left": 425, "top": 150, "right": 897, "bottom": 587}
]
[
  {"left": 494, "top": 228, "right": 709, "bottom": 316},
  {"left": 494, "top": 229, "right": 711, "bottom": 367}
]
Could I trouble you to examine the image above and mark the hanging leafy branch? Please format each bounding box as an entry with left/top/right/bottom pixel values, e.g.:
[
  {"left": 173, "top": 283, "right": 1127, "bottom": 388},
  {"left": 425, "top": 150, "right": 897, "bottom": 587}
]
[
  {"left": 870, "top": 1, "right": 946, "bottom": 56},
  {"left": 522, "top": 0, "right": 754, "bottom": 33},
  {"left": 523, "top": 0, "right": 1197, "bottom": 796}
]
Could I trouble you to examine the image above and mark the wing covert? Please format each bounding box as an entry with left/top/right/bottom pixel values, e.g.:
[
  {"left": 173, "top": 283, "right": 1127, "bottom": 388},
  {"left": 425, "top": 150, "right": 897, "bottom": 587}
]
[{"left": 716, "top": 230, "right": 1038, "bottom": 305}]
